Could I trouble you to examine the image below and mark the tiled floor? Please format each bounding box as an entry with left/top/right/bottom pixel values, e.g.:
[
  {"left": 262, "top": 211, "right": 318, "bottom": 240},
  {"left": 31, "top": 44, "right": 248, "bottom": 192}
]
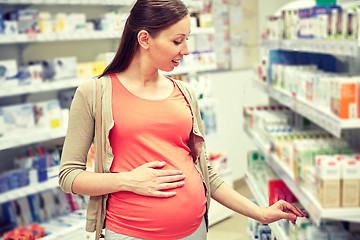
[{"left": 207, "top": 178, "right": 253, "bottom": 240}]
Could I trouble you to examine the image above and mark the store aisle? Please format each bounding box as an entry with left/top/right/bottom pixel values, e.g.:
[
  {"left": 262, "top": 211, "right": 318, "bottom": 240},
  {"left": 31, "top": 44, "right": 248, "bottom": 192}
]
[{"left": 208, "top": 179, "right": 253, "bottom": 240}]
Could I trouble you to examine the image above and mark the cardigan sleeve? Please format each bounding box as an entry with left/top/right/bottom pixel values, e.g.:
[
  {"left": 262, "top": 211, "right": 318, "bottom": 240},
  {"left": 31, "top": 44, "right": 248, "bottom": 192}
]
[{"left": 58, "top": 80, "right": 95, "bottom": 194}]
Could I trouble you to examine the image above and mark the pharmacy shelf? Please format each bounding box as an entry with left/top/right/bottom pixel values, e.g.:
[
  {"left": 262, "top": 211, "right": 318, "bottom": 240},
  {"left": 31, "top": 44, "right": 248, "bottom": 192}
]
[
  {"left": 245, "top": 171, "right": 289, "bottom": 240},
  {"left": 260, "top": 39, "right": 358, "bottom": 57},
  {"left": 39, "top": 210, "right": 91, "bottom": 240},
  {"left": 0, "top": 174, "right": 59, "bottom": 204},
  {"left": 252, "top": 79, "right": 360, "bottom": 138},
  {"left": 244, "top": 125, "right": 360, "bottom": 226},
  {"left": 0, "top": 26, "right": 214, "bottom": 44},
  {"left": 0, "top": 78, "right": 88, "bottom": 98},
  {"left": 0, "top": 31, "right": 123, "bottom": 45},
  {"left": 40, "top": 221, "right": 86, "bottom": 240},
  {"left": 0, "top": 0, "right": 133, "bottom": 5},
  {"left": 0, "top": 127, "right": 67, "bottom": 151}
]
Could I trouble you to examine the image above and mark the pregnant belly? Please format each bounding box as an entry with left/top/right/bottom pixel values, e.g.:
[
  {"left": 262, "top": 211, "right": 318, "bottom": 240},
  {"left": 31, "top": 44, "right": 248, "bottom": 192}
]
[{"left": 105, "top": 165, "right": 206, "bottom": 239}]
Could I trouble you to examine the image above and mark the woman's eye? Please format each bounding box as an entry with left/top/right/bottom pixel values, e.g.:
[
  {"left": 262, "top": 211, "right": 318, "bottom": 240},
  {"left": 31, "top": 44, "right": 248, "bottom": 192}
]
[{"left": 174, "top": 41, "right": 182, "bottom": 45}]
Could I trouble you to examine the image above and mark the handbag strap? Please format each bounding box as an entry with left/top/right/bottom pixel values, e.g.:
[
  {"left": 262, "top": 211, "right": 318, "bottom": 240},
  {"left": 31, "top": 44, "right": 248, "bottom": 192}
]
[{"left": 95, "top": 78, "right": 104, "bottom": 240}]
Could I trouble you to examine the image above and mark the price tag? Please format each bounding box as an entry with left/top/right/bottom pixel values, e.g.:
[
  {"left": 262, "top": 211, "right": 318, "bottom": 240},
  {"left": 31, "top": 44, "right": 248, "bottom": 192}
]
[{"left": 26, "top": 30, "right": 38, "bottom": 42}]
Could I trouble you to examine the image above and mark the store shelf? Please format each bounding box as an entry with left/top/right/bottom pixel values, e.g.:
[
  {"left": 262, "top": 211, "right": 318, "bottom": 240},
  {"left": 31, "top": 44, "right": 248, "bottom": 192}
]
[
  {"left": 244, "top": 125, "right": 360, "bottom": 226},
  {"left": 0, "top": 0, "right": 134, "bottom": 5},
  {"left": 245, "top": 171, "right": 289, "bottom": 240},
  {"left": 252, "top": 79, "right": 360, "bottom": 138},
  {"left": 0, "top": 27, "right": 214, "bottom": 45},
  {"left": 0, "top": 175, "right": 59, "bottom": 204},
  {"left": 0, "top": 31, "right": 123, "bottom": 45},
  {"left": 0, "top": 78, "right": 87, "bottom": 98},
  {"left": 260, "top": 39, "right": 358, "bottom": 57},
  {"left": 0, "top": 127, "right": 67, "bottom": 151},
  {"left": 39, "top": 209, "right": 91, "bottom": 240}
]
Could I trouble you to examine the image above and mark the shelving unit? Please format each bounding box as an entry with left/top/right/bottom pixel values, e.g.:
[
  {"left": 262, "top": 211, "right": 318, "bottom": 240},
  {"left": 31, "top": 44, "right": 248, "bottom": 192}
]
[
  {"left": 244, "top": 126, "right": 360, "bottom": 226},
  {"left": 252, "top": 79, "right": 360, "bottom": 138},
  {"left": 245, "top": 171, "right": 289, "bottom": 240},
  {"left": 0, "top": 78, "right": 87, "bottom": 97},
  {"left": 0, "top": 172, "right": 59, "bottom": 204},
  {"left": 260, "top": 39, "right": 358, "bottom": 57},
  {"left": 0, "top": 27, "right": 214, "bottom": 45},
  {"left": 0, "top": 31, "right": 123, "bottom": 44},
  {"left": 0, "top": 127, "right": 67, "bottom": 151}
]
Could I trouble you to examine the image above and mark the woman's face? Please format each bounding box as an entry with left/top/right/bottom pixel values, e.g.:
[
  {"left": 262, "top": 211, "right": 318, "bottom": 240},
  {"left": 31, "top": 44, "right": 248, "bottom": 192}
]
[{"left": 148, "top": 14, "right": 191, "bottom": 72}]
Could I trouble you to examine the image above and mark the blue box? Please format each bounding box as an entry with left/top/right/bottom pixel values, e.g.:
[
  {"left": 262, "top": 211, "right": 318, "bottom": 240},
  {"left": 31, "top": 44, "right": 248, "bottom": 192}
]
[{"left": 0, "top": 5, "right": 4, "bottom": 34}]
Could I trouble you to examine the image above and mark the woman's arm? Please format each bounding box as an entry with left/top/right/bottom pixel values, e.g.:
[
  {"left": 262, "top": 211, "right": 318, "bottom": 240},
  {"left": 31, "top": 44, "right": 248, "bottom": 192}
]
[
  {"left": 212, "top": 182, "right": 307, "bottom": 224},
  {"left": 72, "top": 161, "right": 186, "bottom": 197}
]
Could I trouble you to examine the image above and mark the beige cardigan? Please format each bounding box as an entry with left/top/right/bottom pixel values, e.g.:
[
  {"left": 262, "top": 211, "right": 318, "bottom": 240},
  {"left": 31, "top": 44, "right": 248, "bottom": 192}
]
[{"left": 58, "top": 75, "right": 224, "bottom": 232}]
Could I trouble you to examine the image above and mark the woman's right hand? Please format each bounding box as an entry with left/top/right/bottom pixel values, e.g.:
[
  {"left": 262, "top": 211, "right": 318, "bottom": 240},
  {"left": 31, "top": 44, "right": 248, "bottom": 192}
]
[{"left": 122, "top": 161, "right": 185, "bottom": 198}]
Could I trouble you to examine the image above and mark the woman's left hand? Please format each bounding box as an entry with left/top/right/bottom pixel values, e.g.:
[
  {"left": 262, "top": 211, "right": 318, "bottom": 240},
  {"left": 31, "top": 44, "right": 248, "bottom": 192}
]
[{"left": 261, "top": 200, "right": 308, "bottom": 224}]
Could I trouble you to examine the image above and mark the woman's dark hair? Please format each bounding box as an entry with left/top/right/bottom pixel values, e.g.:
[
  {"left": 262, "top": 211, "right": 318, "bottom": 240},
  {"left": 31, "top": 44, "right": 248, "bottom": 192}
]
[{"left": 98, "top": 0, "right": 189, "bottom": 77}]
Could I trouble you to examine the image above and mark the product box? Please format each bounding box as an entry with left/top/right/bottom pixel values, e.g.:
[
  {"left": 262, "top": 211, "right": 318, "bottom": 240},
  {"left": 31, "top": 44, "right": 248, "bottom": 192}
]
[
  {"left": 77, "top": 62, "right": 93, "bottom": 79},
  {"left": 316, "top": 156, "right": 341, "bottom": 208},
  {"left": 209, "top": 153, "right": 227, "bottom": 173},
  {"left": 50, "top": 187, "right": 71, "bottom": 216},
  {"left": 27, "top": 64, "right": 44, "bottom": 85},
  {"left": 58, "top": 88, "right": 76, "bottom": 109},
  {"left": 0, "top": 108, "right": 4, "bottom": 137},
  {"left": 268, "top": 179, "right": 297, "bottom": 206},
  {"left": 47, "top": 100, "right": 62, "bottom": 129},
  {"left": 17, "top": 9, "right": 40, "bottom": 34},
  {"left": 0, "top": 59, "right": 18, "bottom": 88},
  {"left": 33, "top": 101, "right": 49, "bottom": 129},
  {"left": 42, "top": 57, "right": 77, "bottom": 81},
  {"left": 312, "top": 6, "right": 330, "bottom": 39},
  {"left": 0, "top": 4, "right": 4, "bottom": 34},
  {"left": 39, "top": 12, "right": 53, "bottom": 34},
  {"left": 340, "top": 159, "right": 360, "bottom": 207},
  {"left": 247, "top": 150, "right": 265, "bottom": 172},
  {"left": 4, "top": 20, "right": 18, "bottom": 35},
  {"left": 298, "top": 8, "right": 313, "bottom": 38},
  {"left": 28, "top": 100, "right": 62, "bottom": 130},
  {"left": 91, "top": 61, "right": 106, "bottom": 77},
  {"left": 2, "top": 103, "right": 35, "bottom": 133},
  {"left": 331, "top": 77, "right": 357, "bottom": 119},
  {"left": 56, "top": 12, "right": 86, "bottom": 33}
]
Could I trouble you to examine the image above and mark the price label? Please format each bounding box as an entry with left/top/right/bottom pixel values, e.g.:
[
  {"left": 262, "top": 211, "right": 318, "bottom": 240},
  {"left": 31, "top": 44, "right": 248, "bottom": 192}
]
[{"left": 26, "top": 30, "right": 38, "bottom": 42}]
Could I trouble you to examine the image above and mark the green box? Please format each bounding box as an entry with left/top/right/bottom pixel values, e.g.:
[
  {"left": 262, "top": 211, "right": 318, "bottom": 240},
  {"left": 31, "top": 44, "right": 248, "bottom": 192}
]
[{"left": 316, "top": 0, "right": 337, "bottom": 5}]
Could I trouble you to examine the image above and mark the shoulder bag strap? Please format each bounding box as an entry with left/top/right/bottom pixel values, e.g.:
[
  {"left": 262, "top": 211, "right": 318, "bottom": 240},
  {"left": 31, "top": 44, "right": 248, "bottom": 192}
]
[{"left": 95, "top": 78, "right": 104, "bottom": 240}]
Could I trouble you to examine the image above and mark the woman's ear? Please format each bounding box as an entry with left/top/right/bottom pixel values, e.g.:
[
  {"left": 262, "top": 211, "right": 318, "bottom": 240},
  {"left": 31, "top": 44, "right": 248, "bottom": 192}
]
[{"left": 138, "top": 30, "right": 150, "bottom": 50}]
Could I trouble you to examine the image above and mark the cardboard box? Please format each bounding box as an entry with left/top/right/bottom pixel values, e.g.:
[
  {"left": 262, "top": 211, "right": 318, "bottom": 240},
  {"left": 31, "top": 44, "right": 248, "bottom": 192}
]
[
  {"left": 316, "top": 156, "right": 341, "bottom": 208},
  {"left": 331, "top": 77, "right": 357, "bottom": 119},
  {"left": 341, "top": 160, "right": 360, "bottom": 207}
]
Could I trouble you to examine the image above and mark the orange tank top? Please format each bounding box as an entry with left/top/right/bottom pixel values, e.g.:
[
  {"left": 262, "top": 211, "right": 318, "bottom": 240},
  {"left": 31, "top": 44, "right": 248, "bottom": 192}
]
[{"left": 106, "top": 74, "right": 206, "bottom": 240}]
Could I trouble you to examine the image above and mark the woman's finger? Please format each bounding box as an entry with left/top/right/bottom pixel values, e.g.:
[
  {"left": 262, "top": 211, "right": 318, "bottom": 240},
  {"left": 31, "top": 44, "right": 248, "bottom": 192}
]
[{"left": 158, "top": 181, "right": 185, "bottom": 190}]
